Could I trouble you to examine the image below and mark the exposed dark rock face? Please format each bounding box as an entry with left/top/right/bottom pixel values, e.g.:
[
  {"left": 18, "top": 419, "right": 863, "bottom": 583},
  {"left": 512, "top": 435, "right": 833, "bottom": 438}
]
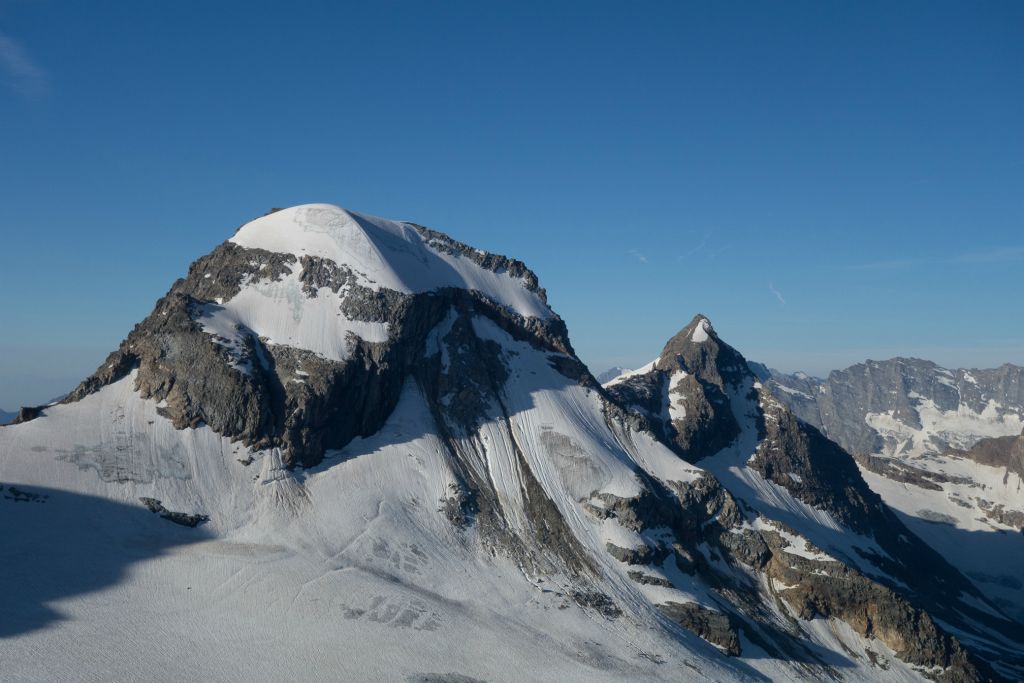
[
  {"left": 580, "top": 460, "right": 1002, "bottom": 679},
  {"left": 604, "top": 316, "right": 745, "bottom": 462},
  {"left": 765, "top": 358, "right": 1024, "bottom": 457},
  {"left": 753, "top": 380, "right": 1024, "bottom": 658},
  {"left": 660, "top": 601, "right": 742, "bottom": 656},
  {"left": 408, "top": 223, "right": 547, "bottom": 299},
  {"left": 62, "top": 236, "right": 573, "bottom": 470},
  {"left": 852, "top": 453, "right": 950, "bottom": 490},
  {"left": 10, "top": 405, "right": 46, "bottom": 424},
  {"left": 139, "top": 497, "right": 209, "bottom": 527},
  {"left": 406, "top": 674, "right": 487, "bottom": 683},
  {"left": 753, "top": 391, "right": 907, "bottom": 539}
]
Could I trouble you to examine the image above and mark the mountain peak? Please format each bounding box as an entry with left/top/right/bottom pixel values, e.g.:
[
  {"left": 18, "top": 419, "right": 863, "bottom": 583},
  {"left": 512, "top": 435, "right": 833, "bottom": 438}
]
[
  {"left": 688, "top": 314, "right": 714, "bottom": 343},
  {"left": 230, "top": 203, "right": 359, "bottom": 257},
  {"left": 230, "top": 203, "right": 552, "bottom": 320}
]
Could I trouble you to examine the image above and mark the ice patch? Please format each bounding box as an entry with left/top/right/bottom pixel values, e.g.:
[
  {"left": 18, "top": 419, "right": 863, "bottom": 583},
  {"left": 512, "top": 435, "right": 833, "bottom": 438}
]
[{"left": 691, "top": 318, "right": 711, "bottom": 343}]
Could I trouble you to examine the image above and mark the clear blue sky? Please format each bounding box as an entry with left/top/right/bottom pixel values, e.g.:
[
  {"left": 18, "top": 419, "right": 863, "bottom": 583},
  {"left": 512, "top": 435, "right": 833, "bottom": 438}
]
[{"left": 1, "top": 1, "right": 1022, "bottom": 408}]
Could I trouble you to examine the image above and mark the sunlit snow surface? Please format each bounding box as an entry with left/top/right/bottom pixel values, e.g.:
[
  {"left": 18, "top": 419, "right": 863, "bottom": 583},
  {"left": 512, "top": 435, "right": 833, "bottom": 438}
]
[
  {"left": 0, "top": 354, "right": 928, "bottom": 681},
  {"left": 0, "top": 374, "right": 715, "bottom": 682},
  {"left": 230, "top": 204, "right": 552, "bottom": 319},
  {"left": 196, "top": 266, "right": 390, "bottom": 364}
]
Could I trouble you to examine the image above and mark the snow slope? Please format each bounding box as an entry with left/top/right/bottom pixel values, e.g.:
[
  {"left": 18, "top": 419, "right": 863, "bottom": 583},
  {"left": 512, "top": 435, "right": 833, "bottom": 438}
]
[
  {"left": 858, "top": 446, "right": 1024, "bottom": 621},
  {"left": 0, "top": 342, "right": 954, "bottom": 683},
  {"left": 0, "top": 377, "right": 694, "bottom": 682}
]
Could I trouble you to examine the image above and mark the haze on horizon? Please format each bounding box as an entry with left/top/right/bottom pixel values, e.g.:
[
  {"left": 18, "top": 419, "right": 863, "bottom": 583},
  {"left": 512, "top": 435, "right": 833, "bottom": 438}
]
[{"left": 1, "top": 1, "right": 1022, "bottom": 409}]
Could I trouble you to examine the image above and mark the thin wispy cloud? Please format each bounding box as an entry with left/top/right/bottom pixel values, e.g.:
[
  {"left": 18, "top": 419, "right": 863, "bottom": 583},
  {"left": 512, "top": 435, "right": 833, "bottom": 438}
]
[
  {"left": 0, "top": 31, "right": 48, "bottom": 97},
  {"left": 768, "top": 281, "right": 786, "bottom": 305},
  {"left": 844, "top": 258, "right": 920, "bottom": 271},
  {"left": 683, "top": 233, "right": 709, "bottom": 258},
  {"left": 627, "top": 248, "right": 648, "bottom": 264},
  {"left": 845, "top": 246, "right": 1024, "bottom": 271},
  {"left": 954, "top": 246, "right": 1024, "bottom": 264}
]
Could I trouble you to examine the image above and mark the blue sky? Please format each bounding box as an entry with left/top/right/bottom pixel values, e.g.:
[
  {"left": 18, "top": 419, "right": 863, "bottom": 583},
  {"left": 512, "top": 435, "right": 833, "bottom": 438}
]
[{"left": 1, "top": 1, "right": 1022, "bottom": 408}]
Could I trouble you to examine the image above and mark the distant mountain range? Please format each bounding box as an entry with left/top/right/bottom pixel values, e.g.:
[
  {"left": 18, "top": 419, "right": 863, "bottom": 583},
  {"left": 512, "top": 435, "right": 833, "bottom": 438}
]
[
  {"left": 751, "top": 358, "right": 1024, "bottom": 623},
  {"left": 594, "top": 366, "right": 630, "bottom": 384},
  {"left": 754, "top": 358, "right": 1024, "bottom": 458}
]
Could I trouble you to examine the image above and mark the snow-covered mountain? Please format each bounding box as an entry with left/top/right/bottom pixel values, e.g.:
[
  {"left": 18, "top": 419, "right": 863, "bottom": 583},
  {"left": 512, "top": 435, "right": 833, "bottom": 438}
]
[
  {"left": 2, "top": 205, "right": 1021, "bottom": 682},
  {"left": 595, "top": 366, "right": 631, "bottom": 384},
  {"left": 763, "top": 359, "right": 1024, "bottom": 459},
  {"left": 762, "top": 359, "right": 1024, "bottom": 624}
]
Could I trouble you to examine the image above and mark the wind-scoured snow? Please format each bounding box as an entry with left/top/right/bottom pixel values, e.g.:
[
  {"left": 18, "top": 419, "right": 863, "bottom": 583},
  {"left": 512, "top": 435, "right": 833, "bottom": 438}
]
[
  {"left": 690, "top": 317, "right": 711, "bottom": 343},
  {"left": 196, "top": 265, "right": 390, "bottom": 364},
  {"left": 230, "top": 204, "right": 552, "bottom": 319}
]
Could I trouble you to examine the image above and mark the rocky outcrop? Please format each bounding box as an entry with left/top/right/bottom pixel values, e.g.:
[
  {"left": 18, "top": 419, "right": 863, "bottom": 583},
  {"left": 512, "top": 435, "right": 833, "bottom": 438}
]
[
  {"left": 582, "top": 460, "right": 1003, "bottom": 679},
  {"left": 9, "top": 405, "right": 46, "bottom": 425},
  {"left": 660, "top": 601, "right": 742, "bottom": 656},
  {"left": 139, "top": 497, "right": 209, "bottom": 527}
]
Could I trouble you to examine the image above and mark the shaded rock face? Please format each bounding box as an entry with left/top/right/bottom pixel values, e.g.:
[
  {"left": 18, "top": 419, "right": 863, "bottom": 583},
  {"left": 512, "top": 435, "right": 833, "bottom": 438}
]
[
  {"left": 749, "top": 531, "right": 989, "bottom": 683},
  {"left": 138, "top": 497, "right": 208, "bottom": 527},
  {"left": 765, "top": 358, "right": 1024, "bottom": 458},
  {"left": 10, "top": 406, "right": 46, "bottom": 425},
  {"left": 64, "top": 234, "right": 574, "bottom": 470},
  {"left": 659, "top": 601, "right": 742, "bottom": 657},
  {"left": 604, "top": 316, "right": 746, "bottom": 462}
]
